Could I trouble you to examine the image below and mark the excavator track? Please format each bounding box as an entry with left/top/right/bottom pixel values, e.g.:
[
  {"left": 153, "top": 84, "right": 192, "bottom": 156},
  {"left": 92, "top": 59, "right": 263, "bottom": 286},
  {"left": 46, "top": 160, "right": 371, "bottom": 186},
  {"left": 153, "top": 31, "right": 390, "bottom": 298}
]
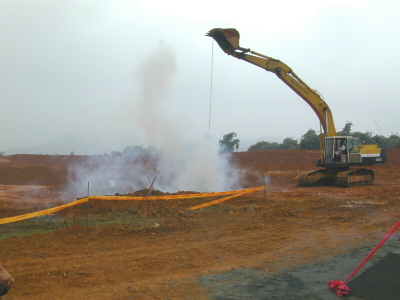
[
  {"left": 336, "top": 168, "right": 374, "bottom": 187},
  {"left": 297, "top": 169, "right": 336, "bottom": 187},
  {"left": 297, "top": 168, "right": 374, "bottom": 187}
]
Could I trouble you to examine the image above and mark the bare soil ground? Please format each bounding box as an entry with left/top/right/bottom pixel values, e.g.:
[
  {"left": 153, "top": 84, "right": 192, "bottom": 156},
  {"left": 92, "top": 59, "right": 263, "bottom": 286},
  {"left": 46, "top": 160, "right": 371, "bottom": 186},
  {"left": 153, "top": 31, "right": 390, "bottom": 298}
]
[{"left": 1, "top": 150, "right": 400, "bottom": 299}]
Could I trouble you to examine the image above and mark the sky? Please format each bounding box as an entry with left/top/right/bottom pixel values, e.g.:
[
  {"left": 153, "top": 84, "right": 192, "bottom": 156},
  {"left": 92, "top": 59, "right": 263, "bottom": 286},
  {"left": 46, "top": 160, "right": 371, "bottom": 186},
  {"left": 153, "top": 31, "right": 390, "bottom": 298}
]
[{"left": 1, "top": 0, "right": 400, "bottom": 152}]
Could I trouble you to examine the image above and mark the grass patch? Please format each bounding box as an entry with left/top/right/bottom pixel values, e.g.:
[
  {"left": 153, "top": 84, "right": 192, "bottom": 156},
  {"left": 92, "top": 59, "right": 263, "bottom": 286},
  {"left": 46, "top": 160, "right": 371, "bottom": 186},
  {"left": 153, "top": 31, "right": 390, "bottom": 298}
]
[{"left": 0, "top": 210, "right": 167, "bottom": 240}]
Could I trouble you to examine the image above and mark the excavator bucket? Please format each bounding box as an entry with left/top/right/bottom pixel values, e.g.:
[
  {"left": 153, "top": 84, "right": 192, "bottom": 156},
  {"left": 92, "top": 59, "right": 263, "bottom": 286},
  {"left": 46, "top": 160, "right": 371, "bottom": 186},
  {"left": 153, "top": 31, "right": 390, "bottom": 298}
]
[{"left": 206, "top": 28, "right": 240, "bottom": 53}]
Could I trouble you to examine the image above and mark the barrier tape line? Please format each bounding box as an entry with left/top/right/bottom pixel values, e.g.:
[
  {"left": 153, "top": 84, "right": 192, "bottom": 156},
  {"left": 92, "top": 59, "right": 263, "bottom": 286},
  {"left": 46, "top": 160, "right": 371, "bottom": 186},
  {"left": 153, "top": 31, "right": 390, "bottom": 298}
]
[
  {"left": 0, "top": 198, "right": 89, "bottom": 225},
  {"left": 0, "top": 187, "right": 265, "bottom": 225},
  {"left": 88, "top": 187, "right": 264, "bottom": 201},
  {"left": 189, "top": 191, "right": 248, "bottom": 210}
]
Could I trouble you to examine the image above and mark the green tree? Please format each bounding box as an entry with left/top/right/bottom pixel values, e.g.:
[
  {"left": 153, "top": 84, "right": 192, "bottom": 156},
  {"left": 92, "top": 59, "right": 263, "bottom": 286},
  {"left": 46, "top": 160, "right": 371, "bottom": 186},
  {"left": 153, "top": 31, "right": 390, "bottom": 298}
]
[
  {"left": 123, "top": 145, "right": 145, "bottom": 154},
  {"left": 248, "top": 141, "right": 280, "bottom": 151},
  {"left": 122, "top": 145, "right": 158, "bottom": 154},
  {"left": 337, "top": 121, "right": 353, "bottom": 136},
  {"left": 352, "top": 131, "right": 372, "bottom": 144},
  {"left": 371, "top": 134, "right": 387, "bottom": 148},
  {"left": 386, "top": 134, "right": 400, "bottom": 149},
  {"left": 280, "top": 137, "right": 299, "bottom": 150},
  {"left": 219, "top": 132, "right": 240, "bottom": 152},
  {"left": 299, "top": 129, "right": 319, "bottom": 150}
]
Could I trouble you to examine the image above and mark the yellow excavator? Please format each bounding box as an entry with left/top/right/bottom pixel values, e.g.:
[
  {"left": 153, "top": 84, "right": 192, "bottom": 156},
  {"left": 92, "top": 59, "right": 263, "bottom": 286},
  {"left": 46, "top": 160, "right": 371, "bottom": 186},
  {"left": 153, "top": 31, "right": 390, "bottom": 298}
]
[{"left": 207, "top": 28, "right": 387, "bottom": 187}]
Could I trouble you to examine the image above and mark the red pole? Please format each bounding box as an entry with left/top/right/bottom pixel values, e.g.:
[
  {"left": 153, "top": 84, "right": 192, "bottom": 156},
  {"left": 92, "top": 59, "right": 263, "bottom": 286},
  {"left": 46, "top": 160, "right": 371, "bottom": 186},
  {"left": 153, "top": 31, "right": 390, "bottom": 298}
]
[
  {"left": 343, "top": 220, "right": 400, "bottom": 284},
  {"left": 329, "top": 220, "right": 400, "bottom": 297}
]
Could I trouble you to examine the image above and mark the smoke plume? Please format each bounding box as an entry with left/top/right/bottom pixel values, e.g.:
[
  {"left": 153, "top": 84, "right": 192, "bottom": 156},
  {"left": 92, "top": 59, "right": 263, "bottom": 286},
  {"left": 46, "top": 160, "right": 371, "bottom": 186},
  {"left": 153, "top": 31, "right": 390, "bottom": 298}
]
[{"left": 65, "top": 42, "right": 241, "bottom": 197}]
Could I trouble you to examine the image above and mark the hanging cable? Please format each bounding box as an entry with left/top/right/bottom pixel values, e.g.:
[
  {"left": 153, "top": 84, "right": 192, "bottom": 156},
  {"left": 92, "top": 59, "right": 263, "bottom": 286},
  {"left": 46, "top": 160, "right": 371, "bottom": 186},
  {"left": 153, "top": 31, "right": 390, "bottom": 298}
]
[{"left": 208, "top": 40, "right": 214, "bottom": 131}]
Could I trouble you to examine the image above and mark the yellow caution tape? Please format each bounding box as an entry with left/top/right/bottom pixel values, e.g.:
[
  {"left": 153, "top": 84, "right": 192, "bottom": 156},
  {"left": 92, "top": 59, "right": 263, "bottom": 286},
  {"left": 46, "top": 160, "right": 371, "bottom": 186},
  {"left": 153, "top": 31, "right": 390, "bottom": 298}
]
[
  {"left": 188, "top": 186, "right": 264, "bottom": 210},
  {"left": 188, "top": 191, "right": 246, "bottom": 210},
  {"left": 0, "top": 198, "right": 89, "bottom": 225},
  {"left": 0, "top": 187, "right": 265, "bottom": 224},
  {"left": 88, "top": 187, "right": 264, "bottom": 201}
]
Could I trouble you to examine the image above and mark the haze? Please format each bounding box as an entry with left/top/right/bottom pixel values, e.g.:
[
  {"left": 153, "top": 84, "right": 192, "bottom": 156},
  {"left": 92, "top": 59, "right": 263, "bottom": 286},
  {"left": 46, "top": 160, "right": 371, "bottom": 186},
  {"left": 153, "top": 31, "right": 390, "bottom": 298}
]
[{"left": 1, "top": 0, "right": 399, "bottom": 154}]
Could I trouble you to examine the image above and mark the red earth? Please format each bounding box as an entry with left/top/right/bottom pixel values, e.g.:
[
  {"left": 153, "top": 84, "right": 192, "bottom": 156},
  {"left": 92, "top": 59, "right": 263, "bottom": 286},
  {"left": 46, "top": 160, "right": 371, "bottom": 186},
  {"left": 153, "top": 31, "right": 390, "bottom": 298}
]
[{"left": 0, "top": 150, "right": 400, "bottom": 299}]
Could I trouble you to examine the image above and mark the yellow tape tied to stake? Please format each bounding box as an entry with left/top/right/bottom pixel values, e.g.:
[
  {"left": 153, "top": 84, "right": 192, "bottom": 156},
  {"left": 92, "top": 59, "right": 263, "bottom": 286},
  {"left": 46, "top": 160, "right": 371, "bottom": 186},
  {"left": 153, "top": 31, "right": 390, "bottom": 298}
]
[{"left": 0, "top": 187, "right": 265, "bottom": 224}]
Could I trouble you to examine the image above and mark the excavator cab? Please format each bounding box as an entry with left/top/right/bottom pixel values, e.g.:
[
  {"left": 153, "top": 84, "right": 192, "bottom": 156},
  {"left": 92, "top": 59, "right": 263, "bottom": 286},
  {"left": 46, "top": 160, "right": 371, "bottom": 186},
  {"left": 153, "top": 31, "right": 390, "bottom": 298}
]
[
  {"left": 321, "top": 136, "right": 385, "bottom": 167},
  {"left": 323, "top": 137, "right": 353, "bottom": 164}
]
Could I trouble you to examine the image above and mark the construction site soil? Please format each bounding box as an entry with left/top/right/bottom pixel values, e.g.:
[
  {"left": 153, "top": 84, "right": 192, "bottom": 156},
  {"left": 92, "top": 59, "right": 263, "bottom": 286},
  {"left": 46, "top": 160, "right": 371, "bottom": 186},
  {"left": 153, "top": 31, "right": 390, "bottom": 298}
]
[{"left": 1, "top": 150, "right": 400, "bottom": 299}]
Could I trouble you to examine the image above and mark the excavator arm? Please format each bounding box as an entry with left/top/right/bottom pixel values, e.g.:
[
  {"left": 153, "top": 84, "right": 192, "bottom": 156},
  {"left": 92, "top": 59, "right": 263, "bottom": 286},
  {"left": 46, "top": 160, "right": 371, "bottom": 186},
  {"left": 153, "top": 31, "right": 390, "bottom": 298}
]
[{"left": 206, "top": 28, "right": 337, "bottom": 137}]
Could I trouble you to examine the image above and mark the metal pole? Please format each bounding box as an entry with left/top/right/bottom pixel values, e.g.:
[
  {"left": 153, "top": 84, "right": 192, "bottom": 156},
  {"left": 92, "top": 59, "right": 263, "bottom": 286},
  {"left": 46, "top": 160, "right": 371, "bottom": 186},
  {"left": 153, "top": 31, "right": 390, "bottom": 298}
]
[
  {"left": 208, "top": 40, "right": 214, "bottom": 132},
  {"left": 374, "top": 121, "right": 381, "bottom": 135},
  {"left": 262, "top": 172, "right": 267, "bottom": 206},
  {"left": 86, "top": 182, "right": 89, "bottom": 226}
]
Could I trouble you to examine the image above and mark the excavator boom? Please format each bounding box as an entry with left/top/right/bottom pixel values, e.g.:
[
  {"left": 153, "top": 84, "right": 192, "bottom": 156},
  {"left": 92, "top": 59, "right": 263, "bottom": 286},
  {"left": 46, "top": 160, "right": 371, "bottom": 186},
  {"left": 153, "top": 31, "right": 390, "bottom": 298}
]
[{"left": 207, "top": 28, "right": 336, "bottom": 137}]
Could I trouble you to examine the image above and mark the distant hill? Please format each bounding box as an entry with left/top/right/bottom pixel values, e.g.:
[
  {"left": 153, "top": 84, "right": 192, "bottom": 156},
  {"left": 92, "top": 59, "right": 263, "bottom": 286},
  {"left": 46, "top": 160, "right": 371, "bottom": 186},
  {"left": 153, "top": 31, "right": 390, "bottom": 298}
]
[{"left": 3, "top": 131, "right": 143, "bottom": 155}]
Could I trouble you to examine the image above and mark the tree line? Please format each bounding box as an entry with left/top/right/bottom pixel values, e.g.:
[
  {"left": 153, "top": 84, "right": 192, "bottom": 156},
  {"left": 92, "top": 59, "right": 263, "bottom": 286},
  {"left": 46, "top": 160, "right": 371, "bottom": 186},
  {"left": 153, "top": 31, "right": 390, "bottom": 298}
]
[
  {"left": 219, "top": 122, "right": 400, "bottom": 152},
  {"left": 104, "top": 122, "right": 399, "bottom": 155}
]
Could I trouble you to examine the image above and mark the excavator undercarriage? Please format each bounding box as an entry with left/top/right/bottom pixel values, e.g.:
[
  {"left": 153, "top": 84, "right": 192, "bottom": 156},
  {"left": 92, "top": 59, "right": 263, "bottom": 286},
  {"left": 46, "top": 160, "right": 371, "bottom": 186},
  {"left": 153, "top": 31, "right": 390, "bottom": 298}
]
[{"left": 297, "top": 168, "right": 374, "bottom": 187}]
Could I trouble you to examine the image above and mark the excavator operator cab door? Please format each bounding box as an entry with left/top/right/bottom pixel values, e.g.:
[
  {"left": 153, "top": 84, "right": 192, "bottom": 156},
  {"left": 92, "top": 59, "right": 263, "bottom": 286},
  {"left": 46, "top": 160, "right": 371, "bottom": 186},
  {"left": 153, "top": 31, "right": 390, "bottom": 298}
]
[
  {"left": 324, "top": 137, "right": 349, "bottom": 164},
  {"left": 324, "top": 138, "right": 335, "bottom": 164},
  {"left": 335, "top": 138, "right": 348, "bottom": 162}
]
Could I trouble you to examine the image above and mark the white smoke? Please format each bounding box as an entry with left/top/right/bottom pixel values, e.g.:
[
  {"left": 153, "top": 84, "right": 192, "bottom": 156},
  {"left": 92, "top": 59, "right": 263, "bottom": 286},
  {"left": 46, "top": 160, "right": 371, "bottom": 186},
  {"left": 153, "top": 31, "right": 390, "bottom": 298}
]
[{"left": 65, "top": 42, "right": 242, "bottom": 197}]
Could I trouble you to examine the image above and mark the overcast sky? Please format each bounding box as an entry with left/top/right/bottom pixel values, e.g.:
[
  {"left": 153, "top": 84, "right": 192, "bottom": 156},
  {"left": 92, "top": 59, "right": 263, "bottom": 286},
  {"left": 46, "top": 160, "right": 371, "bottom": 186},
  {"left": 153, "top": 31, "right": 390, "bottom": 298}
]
[{"left": 1, "top": 0, "right": 399, "bottom": 151}]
